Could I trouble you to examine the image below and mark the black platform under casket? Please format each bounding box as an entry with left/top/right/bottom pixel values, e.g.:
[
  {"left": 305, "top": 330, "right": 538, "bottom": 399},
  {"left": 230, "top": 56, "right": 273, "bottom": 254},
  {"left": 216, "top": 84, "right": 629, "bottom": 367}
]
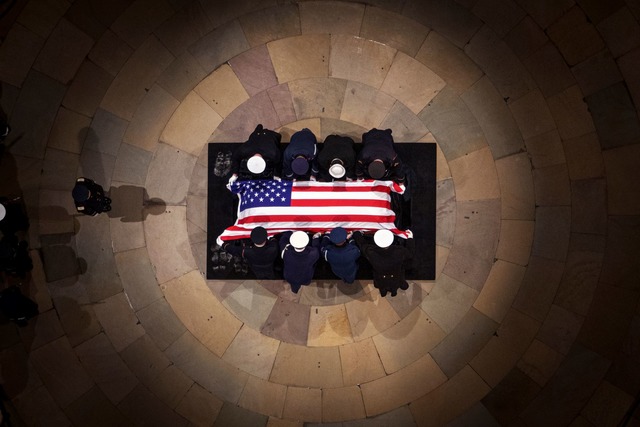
[{"left": 206, "top": 142, "right": 436, "bottom": 281}]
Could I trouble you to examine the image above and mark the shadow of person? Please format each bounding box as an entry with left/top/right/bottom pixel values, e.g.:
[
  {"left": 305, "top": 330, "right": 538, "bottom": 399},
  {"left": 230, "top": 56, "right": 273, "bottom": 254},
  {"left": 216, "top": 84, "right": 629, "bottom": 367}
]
[
  {"left": 106, "top": 185, "right": 166, "bottom": 222},
  {"left": 38, "top": 231, "right": 86, "bottom": 283}
]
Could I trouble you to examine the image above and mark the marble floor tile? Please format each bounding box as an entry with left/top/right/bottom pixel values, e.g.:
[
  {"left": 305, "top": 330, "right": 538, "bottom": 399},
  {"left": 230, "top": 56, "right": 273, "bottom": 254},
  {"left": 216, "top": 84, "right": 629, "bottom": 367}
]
[
  {"left": 345, "top": 293, "right": 400, "bottom": 341},
  {"left": 473, "top": 260, "right": 526, "bottom": 323},
  {"left": 430, "top": 308, "right": 499, "bottom": 378},
  {"left": 12, "top": 385, "right": 71, "bottom": 426},
  {"left": 581, "top": 381, "right": 635, "bottom": 427},
  {"left": 597, "top": 6, "right": 640, "bottom": 58},
  {"left": 136, "top": 297, "right": 186, "bottom": 351},
  {"left": 166, "top": 331, "right": 249, "bottom": 404},
  {"left": 537, "top": 304, "right": 584, "bottom": 356},
  {"left": 261, "top": 297, "right": 311, "bottom": 346},
  {"left": 16, "top": 0, "right": 68, "bottom": 38},
  {"left": 222, "top": 280, "right": 278, "bottom": 330},
  {"left": 495, "top": 219, "right": 534, "bottom": 266},
  {"left": 145, "top": 143, "right": 198, "bottom": 205},
  {"left": 289, "top": 77, "right": 347, "bottom": 120},
  {"left": 497, "top": 309, "right": 541, "bottom": 354},
  {"left": 531, "top": 206, "right": 571, "bottom": 262},
  {"left": 112, "top": 145, "right": 153, "bottom": 187},
  {"left": 386, "top": 281, "right": 431, "bottom": 319},
  {"left": 361, "top": 354, "right": 447, "bottom": 417},
  {"left": 40, "top": 148, "right": 79, "bottom": 191},
  {"left": 562, "top": 132, "right": 605, "bottom": 180},
  {"left": 119, "top": 335, "right": 171, "bottom": 387},
  {"left": 30, "top": 337, "right": 94, "bottom": 408},
  {"left": 101, "top": 36, "right": 174, "bottom": 121},
  {"left": 157, "top": 51, "right": 208, "bottom": 103},
  {"left": 330, "top": 35, "right": 396, "bottom": 89},
  {"left": 339, "top": 337, "right": 386, "bottom": 386},
  {"left": 214, "top": 402, "right": 269, "bottom": 426},
  {"left": 481, "top": 367, "right": 541, "bottom": 426},
  {"left": 508, "top": 89, "right": 556, "bottom": 140},
  {"left": 586, "top": 83, "right": 640, "bottom": 150},
  {"left": 213, "top": 91, "right": 282, "bottom": 142},
  {"left": 321, "top": 385, "right": 366, "bottom": 422},
  {"left": 38, "top": 189, "right": 75, "bottom": 235},
  {"left": 410, "top": 365, "right": 492, "bottom": 425},
  {"left": 18, "top": 308, "right": 64, "bottom": 351},
  {"left": 33, "top": 18, "right": 93, "bottom": 85},
  {"left": 461, "top": 76, "right": 525, "bottom": 159},
  {"left": 267, "top": 34, "right": 330, "bottom": 84},
  {"left": 153, "top": 1, "right": 214, "bottom": 57},
  {"left": 571, "top": 178, "right": 607, "bottom": 234},
  {"left": 114, "top": 247, "right": 163, "bottom": 311},
  {"left": 74, "top": 333, "right": 139, "bottom": 404},
  {"left": 238, "top": 375, "right": 287, "bottom": 418},
  {"left": 373, "top": 306, "right": 446, "bottom": 374},
  {"left": 88, "top": 30, "right": 133, "bottom": 77},
  {"left": 268, "top": 83, "right": 298, "bottom": 125},
  {"left": 239, "top": 4, "right": 301, "bottom": 47},
  {"left": 63, "top": 61, "right": 113, "bottom": 122},
  {"left": 85, "top": 108, "right": 128, "bottom": 157},
  {"left": 270, "top": 342, "right": 343, "bottom": 388},
  {"left": 546, "top": 85, "right": 596, "bottom": 141},
  {"left": 512, "top": 256, "right": 565, "bottom": 322},
  {"left": 195, "top": 64, "right": 250, "bottom": 118},
  {"left": 65, "top": 386, "right": 128, "bottom": 427},
  {"left": 307, "top": 304, "right": 354, "bottom": 347},
  {"left": 92, "top": 292, "right": 145, "bottom": 352},
  {"left": 379, "top": 101, "right": 430, "bottom": 141},
  {"left": 77, "top": 149, "right": 116, "bottom": 191},
  {"left": 277, "top": 118, "right": 322, "bottom": 142},
  {"left": 229, "top": 45, "right": 279, "bottom": 97},
  {"left": 616, "top": 43, "right": 640, "bottom": 111},
  {"left": 110, "top": 0, "right": 174, "bottom": 49},
  {"left": 163, "top": 270, "right": 242, "bottom": 357},
  {"left": 148, "top": 364, "right": 193, "bottom": 409},
  {"left": 298, "top": 280, "right": 367, "bottom": 306},
  {"left": 48, "top": 107, "right": 91, "bottom": 154},
  {"left": 600, "top": 216, "right": 640, "bottom": 291},
  {"left": 504, "top": 16, "right": 548, "bottom": 59},
  {"left": 603, "top": 144, "right": 640, "bottom": 215},
  {"left": 360, "top": 6, "right": 428, "bottom": 57},
  {"left": 299, "top": 1, "right": 364, "bottom": 36},
  {"left": 339, "top": 80, "right": 395, "bottom": 130},
  {"left": 380, "top": 51, "right": 445, "bottom": 114},
  {"left": 521, "top": 42, "right": 576, "bottom": 98},
  {"left": 222, "top": 324, "right": 280, "bottom": 380},
  {"left": 472, "top": 0, "right": 526, "bottom": 37},
  {"left": 175, "top": 383, "right": 224, "bottom": 427},
  {"left": 546, "top": 6, "right": 605, "bottom": 66},
  {"left": 282, "top": 386, "right": 322, "bottom": 423},
  {"left": 533, "top": 164, "right": 571, "bottom": 206},
  {"left": 524, "top": 130, "right": 566, "bottom": 169},
  {"left": 448, "top": 146, "right": 500, "bottom": 201},
  {"left": 186, "top": 194, "right": 206, "bottom": 235},
  {"left": 571, "top": 50, "right": 623, "bottom": 97},
  {"left": 0, "top": 24, "right": 44, "bottom": 87},
  {"left": 117, "top": 384, "right": 189, "bottom": 427},
  {"left": 494, "top": 152, "right": 535, "bottom": 220},
  {"left": 189, "top": 20, "right": 250, "bottom": 75}
]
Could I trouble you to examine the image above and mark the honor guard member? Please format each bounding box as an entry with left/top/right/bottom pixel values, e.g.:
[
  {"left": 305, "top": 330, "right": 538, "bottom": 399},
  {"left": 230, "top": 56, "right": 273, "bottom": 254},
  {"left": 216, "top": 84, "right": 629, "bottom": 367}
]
[
  {"left": 356, "top": 128, "right": 405, "bottom": 184},
  {"left": 317, "top": 135, "right": 356, "bottom": 181},
  {"left": 320, "top": 227, "right": 360, "bottom": 284},
  {"left": 229, "top": 124, "right": 282, "bottom": 184},
  {"left": 222, "top": 226, "right": 279, "bottom": 279},
  {"left": 279, "top": 231, "right": 320, "bottom": 293},
  {"left": 354, "top": 229, "right": 414, "bottom": 297},
  {"left": 72, "top": 177, "right": 112, "bottom": 216},
  {"left": 282, "top": 128, "right": 319, "bottom": 181}
]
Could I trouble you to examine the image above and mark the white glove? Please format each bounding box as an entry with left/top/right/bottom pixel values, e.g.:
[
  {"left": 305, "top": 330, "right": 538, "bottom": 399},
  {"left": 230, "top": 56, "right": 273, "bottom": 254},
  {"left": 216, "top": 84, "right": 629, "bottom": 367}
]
[
  {"left": 228, "top": 174, "right": 238, "bottom": 185},
  {"left": 405, "top": 229, "right": 413, "bottom": 239},
  {"left": 310, "top": 175, "right": 317, "bottom": 182},
  {"left": 273, "top": 176, "right": 281, "bottom": 181}
]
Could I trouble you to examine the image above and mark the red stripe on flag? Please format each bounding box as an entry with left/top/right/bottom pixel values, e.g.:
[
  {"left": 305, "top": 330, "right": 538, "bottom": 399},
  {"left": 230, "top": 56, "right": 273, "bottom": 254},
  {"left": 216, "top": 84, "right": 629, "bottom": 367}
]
[{"left": 237, "top": 214, "right": 396, "bottom": 224}]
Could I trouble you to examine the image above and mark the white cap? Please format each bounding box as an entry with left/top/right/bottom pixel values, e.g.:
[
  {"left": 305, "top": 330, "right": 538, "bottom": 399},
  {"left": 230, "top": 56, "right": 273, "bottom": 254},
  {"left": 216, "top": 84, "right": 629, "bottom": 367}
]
[
  {"left": 329, "top": 163, "right": 346, "bottom": 179},
  {"left": 247, "top": 155, "right": 266, "bottom": 174},
  {"left": 373, "top": 229, "right": 394, "bottom": 248},
  {"left": 0, "top": 203, "right": 5, "bottom": 221},
  {"left": 289, "top": 231, "right": 309, "bottom": 250}
]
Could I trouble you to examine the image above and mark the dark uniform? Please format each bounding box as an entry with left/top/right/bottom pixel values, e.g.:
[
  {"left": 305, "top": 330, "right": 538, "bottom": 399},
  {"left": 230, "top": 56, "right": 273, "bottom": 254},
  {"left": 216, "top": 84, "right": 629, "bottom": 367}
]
[
  {"left": 283, "top": 128, "right": 319, "bottom": 180},
  {"left": 72, "top": 177, "right": 111, "bottom": 216},
  {"left": 320, "top": 234, "right": 360, "bottom": 283},
  {"left": 231, "top": 124, "right": 282, "bottom": 180},
  {"left": 223, "top": 238, "right": 279, "bottom": 279},
  {"left": 0, "top": 197, "right": 30, "bottom": 236},
  {"left": 317, "top": 135, "right": 356, "bottom": 181},
  {"left": 355, "top": 128, "right": 405, "bottom": 184},
  {"left": 354, "top": 231, "right": 414, "bottom": 297},
  {"left": 279, "top": 231, "right": 320, "bottom": 293}
]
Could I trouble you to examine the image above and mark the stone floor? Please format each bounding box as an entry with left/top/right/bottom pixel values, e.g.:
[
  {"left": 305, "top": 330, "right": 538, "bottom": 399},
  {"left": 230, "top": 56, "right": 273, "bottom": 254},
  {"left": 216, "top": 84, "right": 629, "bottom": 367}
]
[{"left": 0, "top": 0, "right": 639, "bottom": 426}]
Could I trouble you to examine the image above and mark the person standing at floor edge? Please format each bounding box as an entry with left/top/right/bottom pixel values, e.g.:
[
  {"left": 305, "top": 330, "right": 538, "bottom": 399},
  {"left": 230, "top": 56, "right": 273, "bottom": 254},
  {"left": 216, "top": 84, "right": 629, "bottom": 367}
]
[
  {"left": 222, "top": 226, "right": 280, "bottom": 279},
  {"left": 72, "top": 177, "right": 112, "bottom": 216},
  {"left": 321, "top": 226, "right": 360, "bottom": 284},
  {"left": 280, "top": 231, "right": 320, "bottom": 293}
]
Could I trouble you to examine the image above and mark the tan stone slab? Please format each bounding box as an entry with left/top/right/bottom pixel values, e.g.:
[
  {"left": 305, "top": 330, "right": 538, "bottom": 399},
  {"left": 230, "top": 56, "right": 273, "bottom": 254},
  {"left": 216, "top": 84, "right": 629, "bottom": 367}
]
[
  {"left": 222, "top": 324, "right": 280, "bottom": 380},
  {"left": 26, "top": 250, "right": 53, "bottom": 312},
  {"left": 114, "top": 247, "right": 163, "bottom": 311},
  {"left": 40, "top": 147, "right": 79, "bottom": 191},
  {"left": 267, "top": 34, "right": 330, "bottom": 83},
  {"left": 288, "top": 77, "right": 347, "bottom": 120},
  {"left": 373, "top": 306, "right": 446, "bottom": 374},
  {"left": 415, "top": 31, "right": 483, "bottom": 94},
  {"left": 572, "top": 50, "right": 623, "bottom": 97},
  {"left": 119, "top": 335, "right": 171, "bottom": 387},
  {"left": 448, "top": 146, "right": 500, "bottom": 201},
  {"left": 380, "top": 51, "right": 445, "bottom": 114},
  {"left": 155, "top": 51, "right": 208, "bottom": 104},
  {"left": 546, "top": 85, "right": 596, "bottom": 141},
  {"left": 339, "top": 338, "right": 386, "bottom": 386},
  {"left": 618, "top": 44, "right": 640, "bottom": 113},
  {"left": 101, "top": 36, "right": 174, "bottom": 121},
  {"left": 299, "top": 1, "right": 364, "bottom": 35},
  {"left": 18, "top": 309, "right": 64, "bottom": 351},
  {"left": 12, "top": 385, "right": 70, "bottom": 426},
  {"left": 379, "top": 101, "right": 430, "bottom": 141},
  {"left": 116, "top": 384, "right": 189, "bottom": 426},
  {"left": 163, "top": 270, "right": 242, "bottom": 357},
  {"left": 135, "top": 297, "right": 187, "bottom": 351},
  {"left": 238, "top": 375, "right": 287, "bottom": 418},
  {"left": 546, "top": 6, "right": 605, "bottom": 66},
  {"left": 517, "top": 339, "right": 563, "bottom": 386},
  {"left": 297, "top": 281, "right": 367, "bottom": 306},
  {"left": 360, "top": 6, "right": 429, "bottom": 56},
  {"left": 344, "top": 293, "right": 400, "bottom": 341},
  {"left": 221, "top": 281, "right": 278, "bottom": 330},
  {"left": 239, "top": 4, "right": 301, "bottom": 47},
  {"left": 194, "top": 64, "right": 250, "bottom": 118},
  {"left": 48, "top": 107, "right": 91, "bottom": 154},
  {"left": 533, "top": 164, "right": 571, "bottom": 206},
  {"left": 419, "top": 273, "right": 478, "bottom": 334},
  {"left": 269, "top": 83, "right": 297, "bottom": 125},
  {"left": 504, "top": 16, "right": 548, "bottom": 59},
  {"left": 175, "top": 383, "right": 223, "bottom": 427},
  {"left": 497, "top": 308, "right": 541, "bottom": 354},
  {"left": 62, "top": 60, "right": 113, "bottom": 119},
  {"left": 339, "top": 80, "right": 396, "bottom": 130},
  {"left": 188, "top": 20, "right": 250, "bottom": 75},
  {"left": 537, "top": 304, "right": 583, "bottom": 356},
  {"left": 513, "top": 256, "right": 565, "bottom": 322},
  {"left": 111, "top": 0, "right": 174, "bottom": 49},
  {"left": 65, "top": 386, "right": 129, "bottom": 427},
  {"left": 75, "top": 333, "right": 139, "bottom": 405},
  {"left": 16, "top": 0, "right": 68, "bottom": 38},
  {"left": 146, "top": 142, "right": 198, "bottom": 205},
  {"left": 597, "top": 7, "right": 640, "bottom": 58},
  {"left": 521, "top": 42, "right": 576, "bottom": 98},
  {"left": 409, "top": 365, "right": 491, "bottom": 425},
  {"left": 92, "top": 292, "right": 145, "bottom": 352},
  {"left": 38, "top": 189, "right": 75, "bottom": 235},
  {"left": 496, "top": 220, "right": 534, "bottom": 266},
  {"left": 603, "top": 144, "right": 640, "bottom": 215},
  {"left": 123, "top": 85, "right": 178, "bottom": 152},
  {"left": 30, "top": 337, "right": 94, "bottom": 408},
  {"left": 562, "top": 132, "right": 605, "bottom": 180},
  {"left": 152, "top": 1, "right": 214, "bottom": 57},
  {"left": 88, "top": 30, "right": 133, "bottom": 77},
  {"left": 282, "top": 386, "right": 321, "bottom": 422},
  {"left": 532, "top": 206, "right": 571, "bottom": 262},
  {"left": 583, "top": 381, "right": 635, "bottom": 427},
  {"left": 148, "top": 365, "right": 193, "bottom": 409},
  {"left": 524, "top": 130, "right": 566, "bottom": 169},
  {"left": 361, "top": 354, "right": 447, "bottom": 417},
  {"left": 435, "top": 142, "right": 452, "bottom": 181},
  {"left": 161, "top": 91, "right": 223, "bottom": 156},
  {"left": 329, "top": 35, "right": 396, "bottom": 89},
  {"left": 509, "top": 90, "right": 557, "bottom": 140},
  {"left": 473, "top": 260, "right": 526, "bottom": 323},
  {"left": 307, "top": 304, "right": 354, "bottom": 347},
  {"left": 472, "top": 0, "right": 526, "bottom": 37},
  {"left": 270, "top": 342, "right": 343, "bottom": 388},
  {"left": 33, "top": 18, "right": 93, "bottom": 85},
  {"left": 0, "top": 24, "right": 44, "bottom": 87},
  {"left": 495, "top": 152, "right": 535, "bottom": 220},
  {"left": 322, "top": 385, "right": 366, "bottom": 422}
]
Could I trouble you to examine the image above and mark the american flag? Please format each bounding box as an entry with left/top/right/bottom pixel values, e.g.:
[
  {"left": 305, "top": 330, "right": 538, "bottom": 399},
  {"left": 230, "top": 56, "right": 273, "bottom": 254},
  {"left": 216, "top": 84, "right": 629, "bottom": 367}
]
[{"left": 216, "top": 179, "right": 409, "bottom": 244}]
